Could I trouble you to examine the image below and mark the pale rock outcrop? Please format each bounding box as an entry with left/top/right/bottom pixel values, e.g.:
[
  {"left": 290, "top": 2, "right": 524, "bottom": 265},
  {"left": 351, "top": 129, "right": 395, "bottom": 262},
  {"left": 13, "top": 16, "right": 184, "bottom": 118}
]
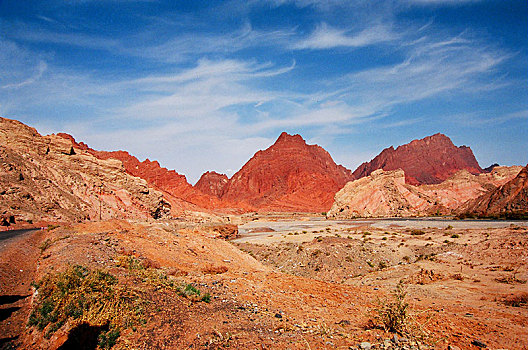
[
  {"left": 420, "top": 166, "right": 522, "bottom": 210},
  {"left": 0, "top": 117, "right": 170, "bottom": 223},
  {"left": 327, "top": 166, "right": 522, "bottom": 218},
  {"left": 327, "top": 169, "right": 438, "bottom": 218},
  {"left": 461, "top": 164, "right": 528, "bottom": 217}
]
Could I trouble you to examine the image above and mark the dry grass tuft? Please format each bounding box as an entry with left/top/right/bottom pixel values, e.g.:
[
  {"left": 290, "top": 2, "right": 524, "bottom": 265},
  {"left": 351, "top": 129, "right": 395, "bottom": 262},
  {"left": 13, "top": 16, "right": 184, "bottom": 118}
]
[{"left": 373, "top": 281, "right": 409, "bottom": 334}]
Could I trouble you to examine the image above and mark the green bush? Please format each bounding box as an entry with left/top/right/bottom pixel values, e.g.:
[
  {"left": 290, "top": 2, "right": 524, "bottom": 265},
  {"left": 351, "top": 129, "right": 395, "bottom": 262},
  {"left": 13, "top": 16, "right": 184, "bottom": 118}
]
[{"left": 28, "top": 265, "right": 142, "bottom": 345}]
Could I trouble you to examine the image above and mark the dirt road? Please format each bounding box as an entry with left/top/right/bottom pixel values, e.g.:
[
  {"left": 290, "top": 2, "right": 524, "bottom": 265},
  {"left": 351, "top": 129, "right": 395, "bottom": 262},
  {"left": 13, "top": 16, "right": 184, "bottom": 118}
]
[{"left": 0, "top": 228, "right": 45, "bottom": 348}]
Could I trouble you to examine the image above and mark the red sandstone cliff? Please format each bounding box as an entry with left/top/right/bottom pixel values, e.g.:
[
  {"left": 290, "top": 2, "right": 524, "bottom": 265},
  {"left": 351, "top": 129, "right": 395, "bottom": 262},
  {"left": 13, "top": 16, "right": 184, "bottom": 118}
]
[
  {"left": 353, "top": 133, "right": 483, "bottom": 185},
  {"left": 220, "top": 132, "right": 354, "bottom": 212},
  {"left": 195, "top": 171, "right": 229, "bottom": 198}
]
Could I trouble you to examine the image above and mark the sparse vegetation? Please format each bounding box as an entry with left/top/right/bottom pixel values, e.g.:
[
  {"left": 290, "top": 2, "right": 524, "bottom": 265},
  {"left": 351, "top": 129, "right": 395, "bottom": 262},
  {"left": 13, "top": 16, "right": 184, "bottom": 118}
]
[
  {"left": 39, "top": 239, "right": 52, "bottom": 253},
  {"left": 450, "top": 234, "right": 459, "bottom": 238},
  {"left": 495, "top": 274, "right": 527, "bottom": 284},
  {"left": 410, "top": 229, "right": 425, "bottom": 236},
  {"left": 373, "top": 281, "right": 409, "bottom": 334},
  {"left": 502, "top": 293, "right": 528, "bottom": 307},
  {"left": 28, "top": 265, "right": 143, "bottom": 344}
]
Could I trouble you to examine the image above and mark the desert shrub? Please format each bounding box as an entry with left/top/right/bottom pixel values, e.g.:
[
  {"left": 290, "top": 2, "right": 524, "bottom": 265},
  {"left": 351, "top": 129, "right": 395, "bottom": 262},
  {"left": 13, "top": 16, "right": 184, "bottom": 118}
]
[
  {"left": 28, "top": 265, "right": 143, "bottom": 344},
  {"left": 495, "top": 275, "right": 527, "bottom": 284},
  {"left": 116, "top": 255, "right": 145, "bottom": 270},
  {"left": 378, "top": 261, "right": 388, "bottom": 270},
  {"left": 450, "top": 234, "right": 459, "bottom": 239},
  {"left": 410, "top": 229, "right": 425, "bottom": 236},
  {"left": 177, "top": 283, "right": 211, "bottom": 303},
  {"left": 451, "top": 273, "right": 464, "bottom": 281},
  {"left": 502, "top": 293, "right": 528, "bottom": 307},
  {"left": 201, "top": 292, "right": 211, "bottom": 303},
  {"left": 39, "top": 239, "right": 52, "bottom": 253},
  {"left": 373, "top": 281, "right": 409, "bottom": 334},
  {"left": 98, "top": 328, "right": 121, "bottom": 349}
]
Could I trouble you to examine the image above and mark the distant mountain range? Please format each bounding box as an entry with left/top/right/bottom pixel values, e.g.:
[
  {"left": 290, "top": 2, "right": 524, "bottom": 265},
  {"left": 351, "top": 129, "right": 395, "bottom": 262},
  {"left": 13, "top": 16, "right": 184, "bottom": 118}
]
[{"left": 1, "top": 117, "right": 525, "bottom": 224}]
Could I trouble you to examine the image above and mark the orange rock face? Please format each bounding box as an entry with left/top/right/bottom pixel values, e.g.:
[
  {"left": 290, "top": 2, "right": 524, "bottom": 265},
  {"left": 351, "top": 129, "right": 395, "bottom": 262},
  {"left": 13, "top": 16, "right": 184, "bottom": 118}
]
[
  {"left": 57, "top": 135, "right": 225, "bottom": 213},
  {"left": 462, "top": 165, "right": 528, "bottom": 216},
  {"left": 353, "top": 133, "right": 483, "bottom": 185},
  {"left": 195, "top": 171, "right": 229, "bottom": 198},
  {"left": 220, "top": 132, "right": 354, "bottom": 212}
]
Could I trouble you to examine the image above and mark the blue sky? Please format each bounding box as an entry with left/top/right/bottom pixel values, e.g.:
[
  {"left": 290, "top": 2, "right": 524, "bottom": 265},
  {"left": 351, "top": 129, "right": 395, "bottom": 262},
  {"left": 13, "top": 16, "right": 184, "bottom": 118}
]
[{"left": 1, "top": 0, "right": 526, "bottom": 183}]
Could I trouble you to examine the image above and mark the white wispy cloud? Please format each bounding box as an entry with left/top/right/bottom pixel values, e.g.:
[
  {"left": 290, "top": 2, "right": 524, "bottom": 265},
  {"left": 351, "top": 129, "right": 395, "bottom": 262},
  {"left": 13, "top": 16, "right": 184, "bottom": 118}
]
[
  {"left": 293, "top": 22, "right": 397, "bottom": 49},
  {"left": 2, "top": 61, "right": 47, "bottom": 89},
  {"left": 341, "top": 33, "right": 510, "bottom": 109},
  {"left": 1, "top": 1, "right": 523, "bottom": 180},
  {"left": 448, "top": 109, "right": 528, "bottom": 126}
]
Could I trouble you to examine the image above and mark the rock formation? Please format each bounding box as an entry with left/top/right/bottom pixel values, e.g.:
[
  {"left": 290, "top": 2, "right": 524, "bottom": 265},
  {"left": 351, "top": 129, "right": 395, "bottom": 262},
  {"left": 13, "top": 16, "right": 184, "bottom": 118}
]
[
  {"left": 484, "top": 163, "right": 500, "bottom": 173},
  {"left": 195, "top": 171, "right": 229, "bottom": 197},
  {"left": 220, "top": 132, "right": 354, "bottom": 212},
  {"left": 58, "top": 135, "right": 226, "bottom": 214},
  {"left": 328, "top": 166, "right": 522, "bottom": 219},
  {"left": 327, "top": 169, "right": 440, "bottom": 218},
  {"left": 461, "top": 165, "right": 528, "bottom": 217},
  {"left": 0, "top": 117, "right": 171, "bottom": 223},
  {"left": 353, "top": 133, "right": 483, "bottom": 185},
  {"left": 420, "top": 166, "right": 522, "bottom": 210}
]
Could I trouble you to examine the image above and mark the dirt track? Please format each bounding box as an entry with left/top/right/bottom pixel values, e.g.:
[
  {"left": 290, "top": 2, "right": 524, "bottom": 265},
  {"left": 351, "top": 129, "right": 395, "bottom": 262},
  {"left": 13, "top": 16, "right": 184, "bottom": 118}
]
[{"left": 0, "top": 228, "right": 45, "bottom": 347}]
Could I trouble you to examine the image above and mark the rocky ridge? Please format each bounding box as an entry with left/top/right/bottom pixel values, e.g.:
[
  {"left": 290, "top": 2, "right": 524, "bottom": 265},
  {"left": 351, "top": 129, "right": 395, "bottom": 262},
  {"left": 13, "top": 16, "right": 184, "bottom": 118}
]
[
  {"left": 57, "top": 135, "right": 227, "bottom": 214},
  {"left": 353, "top": 133, "right": 483, "bottom": 185},
  {"left": 0, "top": 117, "right": 170, "bottom": 223},
  {"left": 328, "top": 166, "right": 523, "bottom": 218},
  {"left": 220, "top": 132, "right": 355, "bottom": 212},
  {"left": 195, "top": 171, "right": 229, "bottom": 198},
  {"left": 461, "top": 164, "right": 528, "bottom": 217}
]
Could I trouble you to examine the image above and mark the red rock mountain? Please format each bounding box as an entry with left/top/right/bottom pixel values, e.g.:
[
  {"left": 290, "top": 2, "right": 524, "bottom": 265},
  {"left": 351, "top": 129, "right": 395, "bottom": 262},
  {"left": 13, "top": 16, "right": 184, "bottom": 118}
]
[
  {"left": 220, "top": 132, "right": 354, "bottom": 212},
  {"left": 353, "top": 133, "right": 483, "bottom": 185},
  {"left": 195, "top": 171, "right": 229, "bottom": 197},
  {"left": 462, "top": 165, "right": 528, "bottom": 217},
  {"left": 57, "top": 135, "right": 224, "bottom": 213}
]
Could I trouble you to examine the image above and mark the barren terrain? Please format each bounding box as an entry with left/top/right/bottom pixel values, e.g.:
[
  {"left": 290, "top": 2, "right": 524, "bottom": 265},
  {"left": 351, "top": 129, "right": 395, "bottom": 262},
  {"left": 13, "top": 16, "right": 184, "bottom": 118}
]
[{"left": 1, "top": 216, "right": 526, "bottom": 349}]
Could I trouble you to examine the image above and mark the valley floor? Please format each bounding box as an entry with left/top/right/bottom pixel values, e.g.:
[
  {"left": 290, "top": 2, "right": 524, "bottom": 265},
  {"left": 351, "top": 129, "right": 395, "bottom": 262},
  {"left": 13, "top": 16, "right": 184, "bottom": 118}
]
[{"left": 1, "top": 216, "right": 527, "bottom": 349}]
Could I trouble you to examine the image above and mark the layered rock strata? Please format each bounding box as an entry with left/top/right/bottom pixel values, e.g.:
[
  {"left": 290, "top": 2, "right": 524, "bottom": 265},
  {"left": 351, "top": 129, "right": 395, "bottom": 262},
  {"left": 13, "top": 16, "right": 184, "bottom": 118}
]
[
  {"left": 0, "top": 117, "right": 170, "bottom": 223},
  {"left": 220, "top": 132, "right": 354, "bottom": 212},
  {"left": 353, "top": 133, "right": 483, "bottom": 185}
]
